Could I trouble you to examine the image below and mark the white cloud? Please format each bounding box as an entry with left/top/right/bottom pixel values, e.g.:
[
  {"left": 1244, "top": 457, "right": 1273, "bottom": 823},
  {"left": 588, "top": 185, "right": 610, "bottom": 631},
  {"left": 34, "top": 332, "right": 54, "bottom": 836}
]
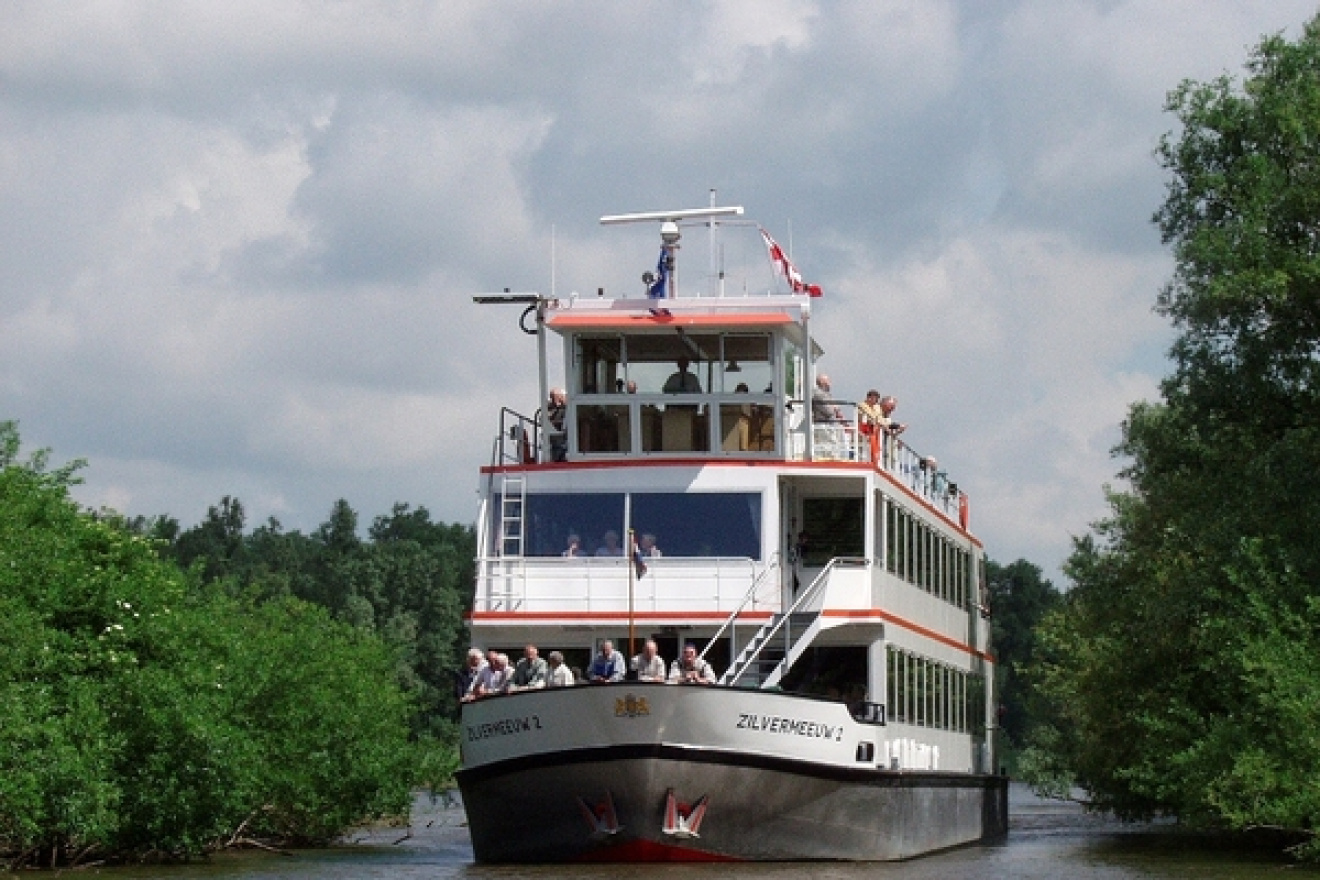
[{"left": 2, "top": 0, "right": 1317, "bottom": 587}]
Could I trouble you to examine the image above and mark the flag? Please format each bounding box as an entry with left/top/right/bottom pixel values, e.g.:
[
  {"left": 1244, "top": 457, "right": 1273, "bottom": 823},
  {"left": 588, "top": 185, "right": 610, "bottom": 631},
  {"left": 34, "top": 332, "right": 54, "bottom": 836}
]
[
  {"left": 632, "top": 539, "right": 648, "bottom": 579},
  {"left": 759, "top": 227, "right": 822, "bottom": 297},
  {"left": 647, "top": 247, "right": 669, "bottom": 299}
]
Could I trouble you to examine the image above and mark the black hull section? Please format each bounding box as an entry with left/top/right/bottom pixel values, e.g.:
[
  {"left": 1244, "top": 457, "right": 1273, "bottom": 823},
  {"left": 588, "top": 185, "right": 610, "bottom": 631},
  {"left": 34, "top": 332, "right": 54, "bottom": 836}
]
[{"left": 458, "top": 745, "right": 1008, "bottom": 862}]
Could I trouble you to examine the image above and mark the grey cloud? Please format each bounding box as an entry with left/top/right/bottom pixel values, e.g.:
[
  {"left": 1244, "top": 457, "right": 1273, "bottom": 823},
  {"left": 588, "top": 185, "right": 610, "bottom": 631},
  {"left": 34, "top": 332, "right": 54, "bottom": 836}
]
[{"left": 3, "top": 0, "right": 1319, "bottom": 588}]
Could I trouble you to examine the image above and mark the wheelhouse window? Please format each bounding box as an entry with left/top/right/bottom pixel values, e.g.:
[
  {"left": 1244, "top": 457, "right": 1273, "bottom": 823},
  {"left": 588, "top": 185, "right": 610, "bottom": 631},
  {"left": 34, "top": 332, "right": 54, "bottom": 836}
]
[{"left": 570, "top": 331, "right": 778, "bottom": 456}]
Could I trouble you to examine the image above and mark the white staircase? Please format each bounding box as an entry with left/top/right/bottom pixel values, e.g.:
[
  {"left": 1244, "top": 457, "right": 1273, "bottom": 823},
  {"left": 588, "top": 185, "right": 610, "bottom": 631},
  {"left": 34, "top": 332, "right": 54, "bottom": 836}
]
[
  {"left": 716, "top": 557, "right": 863, "bottom": 688},
  {"left": 721, "top": 610, "right": 825, "bottom": 688}
]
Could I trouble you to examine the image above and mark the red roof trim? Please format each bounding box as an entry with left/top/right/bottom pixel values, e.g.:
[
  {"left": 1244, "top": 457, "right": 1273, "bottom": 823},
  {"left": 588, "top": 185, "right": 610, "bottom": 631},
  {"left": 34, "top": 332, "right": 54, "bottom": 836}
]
[{"left": 547, "top": 312, "right": 794, "bottom": 329}]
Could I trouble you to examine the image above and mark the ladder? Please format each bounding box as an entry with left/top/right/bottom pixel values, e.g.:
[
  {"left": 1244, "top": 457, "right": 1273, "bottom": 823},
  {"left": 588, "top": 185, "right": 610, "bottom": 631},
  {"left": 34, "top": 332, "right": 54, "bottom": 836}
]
[{"left": 498, "top": 474, "right": 526, "bottom": 558}]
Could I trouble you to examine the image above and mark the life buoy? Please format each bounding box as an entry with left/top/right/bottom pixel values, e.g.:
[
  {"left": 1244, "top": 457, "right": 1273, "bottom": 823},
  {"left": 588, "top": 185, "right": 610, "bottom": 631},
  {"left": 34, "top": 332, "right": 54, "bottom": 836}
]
[{"left": 958, "top": 493, "right": 970, "bottom": 529}]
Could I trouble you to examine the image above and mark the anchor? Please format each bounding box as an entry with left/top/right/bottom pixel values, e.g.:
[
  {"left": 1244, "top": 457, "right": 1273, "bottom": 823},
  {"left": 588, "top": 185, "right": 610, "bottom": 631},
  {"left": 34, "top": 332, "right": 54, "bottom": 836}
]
[
  {"left": 577, "top": 791, "right": 622, "bottom": 837},
  {"left": 662, "top": 789, "right": 709, "bottom": 838}
]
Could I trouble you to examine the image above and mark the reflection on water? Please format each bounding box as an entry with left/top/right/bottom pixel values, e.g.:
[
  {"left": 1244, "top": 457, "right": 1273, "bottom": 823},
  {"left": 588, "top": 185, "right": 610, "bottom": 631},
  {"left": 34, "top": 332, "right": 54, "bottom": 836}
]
[{"left": 83, "top": 785, "right": 1296, "bottom": 880}]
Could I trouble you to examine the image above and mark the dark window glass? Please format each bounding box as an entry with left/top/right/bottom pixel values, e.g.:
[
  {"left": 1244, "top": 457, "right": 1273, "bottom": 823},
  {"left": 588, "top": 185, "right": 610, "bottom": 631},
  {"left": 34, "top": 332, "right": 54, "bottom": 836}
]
[
  {"left": 630, "top": 492, "right": 762, "bottom": 559},
  {"left": 801, "top": 497, "right": 864, "bottom": 566},
  {"left": 523, "top": 493, "right": 626, "bottom": 557}
]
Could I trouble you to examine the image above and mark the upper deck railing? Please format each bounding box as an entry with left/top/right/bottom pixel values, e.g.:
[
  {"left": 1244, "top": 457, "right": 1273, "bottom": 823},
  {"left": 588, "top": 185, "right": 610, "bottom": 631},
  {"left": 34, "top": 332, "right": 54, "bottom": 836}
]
[{"left": 488, "top": 398, "right": 969, "bottom": 527}]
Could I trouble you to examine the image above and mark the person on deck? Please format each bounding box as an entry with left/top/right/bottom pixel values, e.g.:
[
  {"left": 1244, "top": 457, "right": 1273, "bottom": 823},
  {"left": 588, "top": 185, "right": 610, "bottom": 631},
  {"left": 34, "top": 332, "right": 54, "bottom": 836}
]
[
  {"left": 546, "top": 651, "right": 575, "bottom": 687},
  {"left": 877, "top": 395, "right": 906, "bottom": 468},
  {"left": 812, "top": 375, "right": 844, "bottom": 423},
  {"left": 468, "top": 651, "right": 512, "bottom": 699},
  {"left": 547, "top": 388, "right": 568, "bottom": 461},
  {"left": 595, "top": 530, "right": 623, "bottom": 557},
  {"left": 588, "top": 640, "right": 626, "bottom": 683},
  {"left": 631, "top": 640, "right": 666, "bottom": 682},
  {"left": 507, "top": 644, "right": 548, "bottom": 691},
  {"left": 668, "top": 644, "right": 717, "bottom": 685},
  {"left": 857, "top": 389, "right": 885, "bottom": 463},
  {"left": 663, "top": 356, "right": 702, "bottom": 393},
  {"left": 456, "top": 647, "right": 487, "bottom": 702},
  {"left": 638, "top": 533, "right": 662, "bottom": 557}
]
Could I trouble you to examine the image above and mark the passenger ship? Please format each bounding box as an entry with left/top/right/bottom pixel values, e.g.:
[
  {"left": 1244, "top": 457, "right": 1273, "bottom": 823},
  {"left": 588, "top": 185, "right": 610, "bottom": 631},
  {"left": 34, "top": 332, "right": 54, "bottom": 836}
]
[{"left": 457, "top": 204, "right": 1007, "bottom": 862}]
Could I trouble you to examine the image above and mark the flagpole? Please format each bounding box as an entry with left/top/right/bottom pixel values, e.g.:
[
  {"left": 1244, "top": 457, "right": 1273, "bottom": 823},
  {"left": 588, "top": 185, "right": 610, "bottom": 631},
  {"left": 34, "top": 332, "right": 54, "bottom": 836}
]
[{"left": 627, "top": 528, "right": 637, "bottom": 662}]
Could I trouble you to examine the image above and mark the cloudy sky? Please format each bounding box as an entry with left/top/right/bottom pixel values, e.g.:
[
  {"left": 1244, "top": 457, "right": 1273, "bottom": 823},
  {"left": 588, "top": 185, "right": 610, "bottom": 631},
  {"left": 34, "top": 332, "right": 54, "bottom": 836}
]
[{"left": 2, "top": 1, "right": 1314, "bottom": 584}]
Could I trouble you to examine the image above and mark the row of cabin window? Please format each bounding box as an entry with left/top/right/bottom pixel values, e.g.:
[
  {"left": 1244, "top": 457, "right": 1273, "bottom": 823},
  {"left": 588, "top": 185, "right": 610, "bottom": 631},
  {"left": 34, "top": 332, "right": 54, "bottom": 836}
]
[
  {"left": 575, "top": 332, "right": 786, "bottom": 399},
  {"left": 886, "top": 646, "right": 985, "bottom": 735},
  {"left": 884, "top": 499, "right": 972, "bottom": 609}
]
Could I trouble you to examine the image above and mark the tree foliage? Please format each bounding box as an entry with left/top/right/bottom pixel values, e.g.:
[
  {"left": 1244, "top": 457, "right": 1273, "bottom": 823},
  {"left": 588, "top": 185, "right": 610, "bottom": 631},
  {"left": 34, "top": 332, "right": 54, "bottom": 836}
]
[
  {"left": 985, "top": 559, "right": 1062, "bottom": 749},
  {"left": 1028, "top": 17, "right": 1320, "bottom": 858},
  {"left": 161, "top": 499, "right": 474, "bottom": 740},
  {"left": 0, "top": 422, "right": 416, "bottom": 867}
]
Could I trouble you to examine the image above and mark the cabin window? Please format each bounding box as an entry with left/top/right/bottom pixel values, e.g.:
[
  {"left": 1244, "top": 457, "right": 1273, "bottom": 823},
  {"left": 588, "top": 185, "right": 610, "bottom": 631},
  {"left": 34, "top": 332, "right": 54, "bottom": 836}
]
[
  {"left": 576, "top": 336, "right": 625, "bottom": 395},
  {"left": 576, "top": 404, "right": 632, "bottom": 453},
  {"left": 522, "top": 493, "right": 626, "bottom": 557},
  {"left": 800, "top": 497, "right": 864, "bottom": 565},
  {"left": 718, "top": 334, "right": 773, "bottom": 393},
  {"left": 630, "top": 492, "right": 762, "bottom": 559},
  {"left": 887, "top": 645, "right": 976, "bottom": 734},
  {"left": 719, "top": 400, "right": 776, "bottom": 452}
]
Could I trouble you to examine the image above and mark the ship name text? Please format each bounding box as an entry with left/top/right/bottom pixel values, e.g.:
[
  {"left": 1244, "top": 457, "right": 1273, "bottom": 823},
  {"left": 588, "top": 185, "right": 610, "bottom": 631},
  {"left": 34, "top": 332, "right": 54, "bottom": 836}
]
[
  {"left": 466, "top": 715, "right": 542, "bottom": 741},
  {"left": 736, "top": 713, "right": 843, "bottom": 741}
]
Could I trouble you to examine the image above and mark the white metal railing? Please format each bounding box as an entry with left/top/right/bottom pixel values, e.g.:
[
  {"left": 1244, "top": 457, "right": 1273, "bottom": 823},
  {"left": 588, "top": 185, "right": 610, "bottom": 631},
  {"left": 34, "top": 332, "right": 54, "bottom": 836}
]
[
  {"left": 473, "top": 556, "right": 772, "bottom": 614},
  {"left": 782, "top": 408, "right": 967, "bottom": 524}
]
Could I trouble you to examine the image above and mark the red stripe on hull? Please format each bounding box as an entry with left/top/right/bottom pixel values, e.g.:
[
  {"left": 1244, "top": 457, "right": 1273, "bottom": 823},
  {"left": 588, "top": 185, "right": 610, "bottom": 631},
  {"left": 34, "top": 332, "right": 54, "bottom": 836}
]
[{"left": 575, "top": 838, "right": 743, "bottom": 862}]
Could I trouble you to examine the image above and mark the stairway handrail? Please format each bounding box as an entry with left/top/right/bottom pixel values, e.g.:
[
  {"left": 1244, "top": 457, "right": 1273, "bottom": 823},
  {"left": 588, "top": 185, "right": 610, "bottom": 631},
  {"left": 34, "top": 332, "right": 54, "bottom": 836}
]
[
  {"left": 724, "top": 555, "right": 869, "bottom": 687},
  {"left": 699, "top": 554, "right": 781, "bottom": 664}
]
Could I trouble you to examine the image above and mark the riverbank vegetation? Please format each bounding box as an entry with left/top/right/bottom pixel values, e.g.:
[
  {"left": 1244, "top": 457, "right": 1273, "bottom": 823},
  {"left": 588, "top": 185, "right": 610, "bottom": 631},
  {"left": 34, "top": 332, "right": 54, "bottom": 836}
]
[
  {"left": 984, "top": 560, "right": 1061, "bottom": 769},
  {"left": 1023, "top": 15, "right": 1320, "bottom": 861},
  {"left": 0, "top": 422, "right": 468, "bottom": 868}
]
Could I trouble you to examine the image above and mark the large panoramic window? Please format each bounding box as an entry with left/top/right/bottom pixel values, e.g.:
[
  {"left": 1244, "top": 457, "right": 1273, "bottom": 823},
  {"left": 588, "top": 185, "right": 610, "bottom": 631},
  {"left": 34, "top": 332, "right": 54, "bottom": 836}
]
[
  {"left": 523, "top": 493, "right": 625, "bottom": 557},
  {"left": 507, "top": 492, "right": 761, "bottom": 559},
  {"left": 630, "top": 492, "right": 762, "bottom": 559}
]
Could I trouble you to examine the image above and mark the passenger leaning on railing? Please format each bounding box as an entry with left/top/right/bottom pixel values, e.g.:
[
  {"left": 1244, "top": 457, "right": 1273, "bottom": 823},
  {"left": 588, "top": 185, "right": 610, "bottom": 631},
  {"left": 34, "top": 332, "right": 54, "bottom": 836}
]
[
  {"left": 668, "top": 644, "right": 717, "bottom": 685},
  {"left": 812, "top": 374, "right": 844, "bottom": 423}
]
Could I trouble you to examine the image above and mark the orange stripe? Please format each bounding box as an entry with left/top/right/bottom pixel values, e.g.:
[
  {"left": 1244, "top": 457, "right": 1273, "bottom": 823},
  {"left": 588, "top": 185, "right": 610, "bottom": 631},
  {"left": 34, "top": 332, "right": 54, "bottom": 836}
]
[{"left": 822, "top": 609, "right": 995, "bottom": 663}]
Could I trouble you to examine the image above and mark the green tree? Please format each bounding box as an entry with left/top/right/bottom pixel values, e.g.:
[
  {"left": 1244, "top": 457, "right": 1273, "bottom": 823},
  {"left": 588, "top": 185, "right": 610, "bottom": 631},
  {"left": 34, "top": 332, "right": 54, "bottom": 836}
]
[
  {"left": 985, "top": 559, "right": 1062, "bottom": 749},
  {"left": 1029, "top": 17, "right": 1320, "bottom": 857},
  {"left": 0, "top": 423, "right": 415, "bottom": 867}
]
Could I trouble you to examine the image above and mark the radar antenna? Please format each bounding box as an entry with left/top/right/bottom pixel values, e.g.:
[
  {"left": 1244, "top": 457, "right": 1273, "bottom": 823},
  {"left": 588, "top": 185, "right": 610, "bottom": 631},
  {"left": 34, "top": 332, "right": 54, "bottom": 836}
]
[{"left": 600, "top": 206, "right": 744, "bottom": 299}]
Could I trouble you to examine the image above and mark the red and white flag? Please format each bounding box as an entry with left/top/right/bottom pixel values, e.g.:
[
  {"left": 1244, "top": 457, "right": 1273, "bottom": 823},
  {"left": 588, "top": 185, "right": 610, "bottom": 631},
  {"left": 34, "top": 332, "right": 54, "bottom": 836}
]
[{"left": 759, "top": 227, "right": 822, "bottom": 297}]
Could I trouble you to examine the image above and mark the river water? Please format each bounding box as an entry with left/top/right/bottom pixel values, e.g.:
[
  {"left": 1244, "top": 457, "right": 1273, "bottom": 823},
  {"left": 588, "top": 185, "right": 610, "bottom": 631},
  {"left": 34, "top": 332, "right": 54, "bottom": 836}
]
[{"left": 83, "top": 785, "right": 1301, "bottom": 879}]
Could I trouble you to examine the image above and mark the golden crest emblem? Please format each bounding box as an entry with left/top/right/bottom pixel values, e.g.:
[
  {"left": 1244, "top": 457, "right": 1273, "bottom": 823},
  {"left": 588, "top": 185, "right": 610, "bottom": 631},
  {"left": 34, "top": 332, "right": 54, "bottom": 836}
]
[{"left": 614, "top": 693, "right": 650, "bottom": 718}]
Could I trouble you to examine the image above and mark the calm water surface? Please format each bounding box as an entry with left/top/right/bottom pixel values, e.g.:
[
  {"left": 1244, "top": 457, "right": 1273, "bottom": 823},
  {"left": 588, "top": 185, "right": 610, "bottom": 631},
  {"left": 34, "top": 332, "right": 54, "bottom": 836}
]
[{"left": 85, "top": 786, "right": 1306, "bottom": 880}]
